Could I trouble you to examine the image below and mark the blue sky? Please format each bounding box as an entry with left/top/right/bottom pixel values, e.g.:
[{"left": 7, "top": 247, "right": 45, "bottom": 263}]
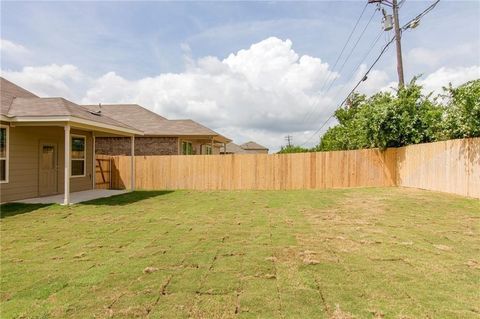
[{"left": 1, "top": 1, "right": 479, "bottom": 150}]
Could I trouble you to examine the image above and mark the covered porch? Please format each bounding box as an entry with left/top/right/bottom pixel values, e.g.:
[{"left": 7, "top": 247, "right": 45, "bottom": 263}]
[
  {"left": 1, "top": 117, "right": 142, "bottom": 205},
  {"left": 60, "top": 121, "right": 141, "bottom": 205},
  {"left": 178, "top": 135, "right": 231, "bottom": 155}
]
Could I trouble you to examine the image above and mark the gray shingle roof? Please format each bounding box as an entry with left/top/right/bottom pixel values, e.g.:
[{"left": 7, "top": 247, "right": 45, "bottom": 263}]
[
  {"left": 1, "top": 77, "right": 139, "bottom": 132},
  {"left": 83, "top": 104, "right": 167, "bottom": 134},
  {"left": 223, "top": 142, "right": 246, "bottom": 154},
  {"left": 1, "top": 77, "right": 38, "bottom": 115},
  {"left": 240, "top": 141, "right": 268, "bottom": 150},
  {"left": 7, "top": 98, "right": 137, "bottom": 130},
  {"left": 83, "top": 103, "right": 230, "bottom": 141}
]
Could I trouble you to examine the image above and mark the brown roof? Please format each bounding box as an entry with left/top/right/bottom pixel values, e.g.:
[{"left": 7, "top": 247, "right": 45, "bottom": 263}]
[
  {"left": 1, "top": 77, "right": 38, "bottom": 115},
  {"left": 83, "top": 104, "right": 167, "bottom": 133},
  {"left": 222, "top": 142, "right": 246, "bottom": 154},
  {"left": 241, "top": 141, "right": 268, "bottom": 150},
  {"left": 83, "top": 103, "right": 230, "bottom": 142},
  {"left": 1, "top": 77, "right": 139, "bottom": 133},
  {"left": 7, "top": 98, "right": 137, "bottom": 130}
]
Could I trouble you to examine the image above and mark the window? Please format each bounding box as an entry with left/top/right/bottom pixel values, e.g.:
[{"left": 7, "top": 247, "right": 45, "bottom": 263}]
[
  {"left": 181, "top": 141, "right": 193, "bottom": 155},
  {"left": 206, "top": 145, "right": 212, "bottom": 155},
  {"left": 0, "top": 126, "right": 8, "bottom": 183},
  {"left": 71, "top": 135, "right": 86, "bottom": 177}
]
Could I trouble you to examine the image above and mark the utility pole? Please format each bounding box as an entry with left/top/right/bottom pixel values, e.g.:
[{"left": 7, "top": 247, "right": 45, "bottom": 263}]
[
  {"left": 368, "top": 0, "right": 404, "bottom": 87},
  {"left": 392, "top": 0, "right": 404, "bottom": 87},
  {"left": 285, "top": 135, "right": 293, "bottom": 147}
]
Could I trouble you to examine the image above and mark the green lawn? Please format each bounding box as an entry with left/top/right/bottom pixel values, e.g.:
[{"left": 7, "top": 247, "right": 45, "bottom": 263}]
[{"left": 1, "top": 188, "right": 479, "bottom": 318}]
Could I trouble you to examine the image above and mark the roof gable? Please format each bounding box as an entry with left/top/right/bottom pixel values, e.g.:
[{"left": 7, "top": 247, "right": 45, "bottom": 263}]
[
  {"left": 1, "top": 77, "right": 38, "bottom": 114},
  {"left": 241, "top": 141, "right": 268, "bottom": 150},
  {"left": 6, "top": 97, "right": 138, "bottom": 131}
]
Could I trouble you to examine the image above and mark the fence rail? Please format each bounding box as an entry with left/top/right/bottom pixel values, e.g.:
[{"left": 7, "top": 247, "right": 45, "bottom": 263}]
[{"left": 96, "top": 137, "right": 479, "bottom": 198}]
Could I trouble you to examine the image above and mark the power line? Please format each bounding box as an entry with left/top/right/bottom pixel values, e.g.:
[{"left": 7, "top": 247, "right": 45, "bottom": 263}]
[
  {"left": 306, "top": 28, "right": 384, "bottom": 128},
  {"left": 300, "top": 0, "right": 441, "bottom": 147},
  {"left": 300, "top": 35, "right": 396, "bottom": 147},
  {"left": 304, "top": 6, "right": 380, "bottom": 125},
  {"left": 332, "top": 6, "right": 379, "bottom": 89},
  {"left": 317, "top": 3, "right": 369, "bottom": 93},
  {"left": 301, "top": 3, "right": 370, "bottom": 123},
  {"left": 285, "top": 135, "right": 293, "bottom": 147}
]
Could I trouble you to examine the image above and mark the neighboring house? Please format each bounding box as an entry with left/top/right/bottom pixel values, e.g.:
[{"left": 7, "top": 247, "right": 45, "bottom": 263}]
[
  {"left": 240, "top": 141, "right": 269, "bottom": 154},
  {"left": 82, "top": 104, "right": 231, "bottom": 155},
  {"left": 220, "top": 142, "right": 246, "bottom": 154},
  {"left": 0, "top": 77, "right": 141, "bottom": 204},
  {"left": 221, "top": 141, "right": 269, "bottom": 154}
]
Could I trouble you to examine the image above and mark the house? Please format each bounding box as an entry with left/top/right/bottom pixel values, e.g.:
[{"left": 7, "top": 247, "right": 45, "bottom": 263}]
[
  {"left": 82, "top": 104, "right": 231, "bottom": 155},
  {"left": 220, "top": 142, "right": 246, "bottom": 154},
  {"left": 221, "top": 141, "right": 269, "bottom": 154},
  {"left": 0, "top": 77, "right": 141, "bottom": 204},
  {"left": 240, "top": 141, "right": 269, "bottom": 154}
]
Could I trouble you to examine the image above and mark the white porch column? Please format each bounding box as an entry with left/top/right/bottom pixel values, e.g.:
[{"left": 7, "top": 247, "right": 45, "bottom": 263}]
[
  {"left": 131, "top": 136, "right": 135, "bottom": 191},
  {"left": 64, "top": 124, "right": 71, "bottom": 205},
  {"left": 92, "top": 133, "right": 96, "bottom": 189}
]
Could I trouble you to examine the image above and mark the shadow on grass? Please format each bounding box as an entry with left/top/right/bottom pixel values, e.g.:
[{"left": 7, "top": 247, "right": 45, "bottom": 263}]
[
  {"left": 0, "top": 203, "right": 53, "bottom": 219},
  {"left": 81, "top": 190, "right": 174, "bottom": 206}
]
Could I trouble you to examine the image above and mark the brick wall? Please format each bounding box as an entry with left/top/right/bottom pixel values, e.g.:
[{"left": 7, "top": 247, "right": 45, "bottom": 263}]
[{"left": 95, "top": 137, "right": 178, "bottom": 155}]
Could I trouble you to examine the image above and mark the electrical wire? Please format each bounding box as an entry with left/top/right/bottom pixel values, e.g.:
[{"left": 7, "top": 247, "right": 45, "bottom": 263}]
[
  {"left": 305, "top": 30, "right": 385, "bottom": 130},
  {"left": 331, "top": 7, "right": 379, "bottom": 89},
  {"left": 300, "top": 2, "right": 369, "bottom": 123},
  {"left": 300, "top": 35, "right": 396, "bottom": 147},
  {"left": 303, "top": 6, "right": 379, "bottom": 124},
  {"left": 299, "top": 0, "right": 441, "bottom": 147}
]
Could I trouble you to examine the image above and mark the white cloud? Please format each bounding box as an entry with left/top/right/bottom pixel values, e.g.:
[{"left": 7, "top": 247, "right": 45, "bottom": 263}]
[
  {"left": 419, "top": 66, "right": 480, "bottom": 96},
  {"left": 0, "top": 39, "right": 31, "bottom": 65},
  {"left": 82, "top": 37, "right": 340, "bottom": 150},
  {"left": 408, "top": 44, "right": 477, "bottom": 70},
  {"left": 377, "top": 66, "right": 480, "bottom": 97},
  {"left": 1, "top": 64, "right": 86, "bottom": 100},
  {"left": 1, "top": 38, "right": 29, "bottom": 56},
  {"left": 2, "top": 37, "right": 478, "bottom": 152}
]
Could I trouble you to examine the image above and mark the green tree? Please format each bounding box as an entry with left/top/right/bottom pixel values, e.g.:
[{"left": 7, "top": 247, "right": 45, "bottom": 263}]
[
  {"left": 443, "top": 79, "right": 480, "bottom": 139},
  {"left": 317, "top": 93, "right": 370, "bottom": 151},
  {"left": 318, "top": 78, "right": 445, "bottom": 151},
  {"left": 277, "top": 145, "right": 310, "bottom": 154},
  {"left": 363, "top": 79, "right": 444, "bottom": 149}
]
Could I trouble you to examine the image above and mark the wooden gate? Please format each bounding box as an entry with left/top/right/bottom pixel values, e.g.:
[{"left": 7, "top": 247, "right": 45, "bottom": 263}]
[{"left": 95, "top": 155, "right": 111, "bottom": 189}]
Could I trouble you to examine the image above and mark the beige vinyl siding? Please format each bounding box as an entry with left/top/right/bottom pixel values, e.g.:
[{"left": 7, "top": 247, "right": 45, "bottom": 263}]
[{"left": 0, "top": 125, "right": 94, "bottom": 202}]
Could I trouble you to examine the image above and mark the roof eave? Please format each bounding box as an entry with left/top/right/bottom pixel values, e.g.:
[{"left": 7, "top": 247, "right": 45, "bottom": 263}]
[{"left": 1, "top": 115, "right": 143, "bottom": 136}]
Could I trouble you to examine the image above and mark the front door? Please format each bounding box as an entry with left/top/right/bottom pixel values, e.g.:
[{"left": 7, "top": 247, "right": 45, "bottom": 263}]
[{"left": 39, "top": 143, "right": 58, "bottom": 196}]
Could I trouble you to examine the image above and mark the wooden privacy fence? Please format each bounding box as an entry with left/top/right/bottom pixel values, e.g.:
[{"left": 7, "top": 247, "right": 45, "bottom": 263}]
[
  {"left": 397, "top": 137, "right": 479, "bottom": 198},
  {"left": 97, "top": 137, "right": 479, "bottom": 198},
  {"left": 105, "top": 148, "right": 398, "bottom": 190},
  {"left": 95, "top": 155, "right": 111, "bottom": 189}
]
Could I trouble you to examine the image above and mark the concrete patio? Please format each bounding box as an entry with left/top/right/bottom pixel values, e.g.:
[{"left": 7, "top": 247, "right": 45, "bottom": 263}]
[{"left": 14, "top": 189, "right": 129, "bottom": 205}]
